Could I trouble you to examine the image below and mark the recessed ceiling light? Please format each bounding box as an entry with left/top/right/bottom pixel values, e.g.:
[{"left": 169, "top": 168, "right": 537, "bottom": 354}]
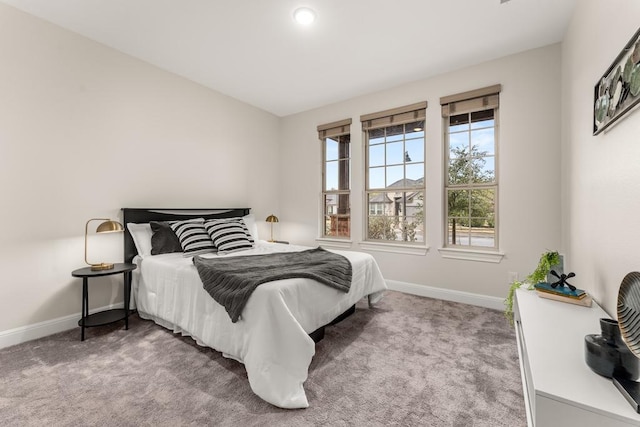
[{"left": 293, "top": 7, "right": 316, "bottom": 25}]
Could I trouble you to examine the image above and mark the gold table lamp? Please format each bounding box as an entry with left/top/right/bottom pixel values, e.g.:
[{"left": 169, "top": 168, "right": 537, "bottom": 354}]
[
  {"left": 265, "top": 214, "right": 279, "bottom": 242},
  {"left": 85, "top": 218, "right": 124, "bottom": 270}
]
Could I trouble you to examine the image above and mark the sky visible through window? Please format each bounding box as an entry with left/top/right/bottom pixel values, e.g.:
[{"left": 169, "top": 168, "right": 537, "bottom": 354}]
[
  {"left": 368, "top": 125, "right": 424, "bottom": 189},
  {"left": 449, "top": 117, "right": 495, "bottom": 183},
  {"left": 325, "top": 123, "right": 426, "bottom": 190},
  {"left": 326, "top": 119, "right": 493, "bottom": 191},
  {"left": 325, "top": 137, "right": 349, "bottom": 191}
]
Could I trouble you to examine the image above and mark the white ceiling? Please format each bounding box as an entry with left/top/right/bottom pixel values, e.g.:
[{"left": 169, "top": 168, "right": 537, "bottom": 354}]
[{"left": 1, "top": 0, "right": 577, "bottom": 116}]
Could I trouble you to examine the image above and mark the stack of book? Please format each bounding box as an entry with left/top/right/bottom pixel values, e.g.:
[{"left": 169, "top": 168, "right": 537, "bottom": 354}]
[{"left": 534, "top": 282, "right": 593, "bottom": 307}]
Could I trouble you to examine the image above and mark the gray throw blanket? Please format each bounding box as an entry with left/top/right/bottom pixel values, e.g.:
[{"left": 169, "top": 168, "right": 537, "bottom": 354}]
[{"left": 193, "top": 247, "right": 352, "bottom": 323}]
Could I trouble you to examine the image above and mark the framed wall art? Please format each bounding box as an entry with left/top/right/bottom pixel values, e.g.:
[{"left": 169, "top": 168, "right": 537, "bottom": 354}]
[{"left": 593, "top": 27, "right": 640, "bottom": 135}]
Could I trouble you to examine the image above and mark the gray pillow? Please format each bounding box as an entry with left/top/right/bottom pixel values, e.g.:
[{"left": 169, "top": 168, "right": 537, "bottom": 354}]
[{"left": 150, "top": 221, "right": 183, "bottom": 255}]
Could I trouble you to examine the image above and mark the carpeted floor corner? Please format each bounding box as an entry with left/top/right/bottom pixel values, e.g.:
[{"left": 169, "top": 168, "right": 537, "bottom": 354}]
[{"left": 0, "top": 291, "right": 526, "bottom": 426}]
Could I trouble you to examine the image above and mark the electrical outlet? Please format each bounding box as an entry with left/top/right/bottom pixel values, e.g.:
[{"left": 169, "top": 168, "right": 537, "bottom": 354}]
[{"left": 508, "top": 272, "right": 519, "bottom": 283}]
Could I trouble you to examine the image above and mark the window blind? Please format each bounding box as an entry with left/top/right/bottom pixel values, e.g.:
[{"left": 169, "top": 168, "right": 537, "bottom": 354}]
[
  {"left": 440, "top": 84, "right": 502, "bottom": 117},
  {"left": 317, "top": 118, "right": 352, "bottom": 139},
  {"left": 360, "top": 102, "right": 427, "bottom": 131}
]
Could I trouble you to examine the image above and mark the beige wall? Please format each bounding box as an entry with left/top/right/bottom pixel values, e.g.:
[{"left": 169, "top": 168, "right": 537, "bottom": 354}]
[
  {"left": 6, "top": 0, "right": 631, "bottom": 336},
  {"left": 0, "top": 4, "right": 280, "bottom": 331},
  {"left": 561, "top": 0, "right": 640, "bottom": 317},
  {"left": 279, "top": 44, "right": 563, "bottom": 300}
]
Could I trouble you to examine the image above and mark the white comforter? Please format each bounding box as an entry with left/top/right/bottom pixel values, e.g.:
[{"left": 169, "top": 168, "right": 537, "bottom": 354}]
[{"left": 132, "top": 241, "right": 387, "bottom": 408}]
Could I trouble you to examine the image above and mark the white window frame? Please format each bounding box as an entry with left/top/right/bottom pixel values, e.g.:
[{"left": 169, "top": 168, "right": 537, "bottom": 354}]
[
  {"left": 318, "top": 119, "right": 351, "bottom": 240},
  {"left": 361, "top": 103, "right": 427, "bottom": 247},
  {"left": 441, "top": 85, "right": 504, "bottom": 262}
]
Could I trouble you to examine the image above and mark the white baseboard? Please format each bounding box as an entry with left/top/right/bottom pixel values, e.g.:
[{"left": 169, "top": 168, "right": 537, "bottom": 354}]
[
  {"left": 386, "top": 280, "right": 505, "bottom": 311},
  {"left": 0, "top": 302, "right": 124, "bottom": 349}
]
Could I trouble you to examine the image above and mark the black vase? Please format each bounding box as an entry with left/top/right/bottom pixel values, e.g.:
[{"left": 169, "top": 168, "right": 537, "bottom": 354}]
[{"left": 585, "top": 318, "right": 640, "bottom": 380}]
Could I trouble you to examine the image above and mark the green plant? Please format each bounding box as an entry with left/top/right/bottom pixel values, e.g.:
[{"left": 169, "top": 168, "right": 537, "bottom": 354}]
[
  {"left": 368, "top": 216, "right": 397, "bottom": 240},
  {"left": 504, "top": 250, "right": 561, "bottom": 324},
  {"left": 525, "top": 251, "right": 561, "bottom": 285},
  {"left": 504, "top": 279, "right": 523, "bottom": 325}
]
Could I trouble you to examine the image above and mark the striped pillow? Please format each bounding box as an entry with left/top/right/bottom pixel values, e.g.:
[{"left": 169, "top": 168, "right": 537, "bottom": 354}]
[
  {"left": 206, "top": 218, "right": 255, "bottom": 244},
  {"left": 170, "top": 218, "right": 216, "bottom": 256},
  {"left": 205, "top": 219, "right": 254, "bottom": 254}
]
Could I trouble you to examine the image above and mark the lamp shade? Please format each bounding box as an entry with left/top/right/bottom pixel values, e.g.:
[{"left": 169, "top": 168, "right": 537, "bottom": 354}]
[
  {"left": 265, "top": 214, "right": 279, "bottom": 223},
  {"left": 85, "top": 218, "right": 124, "bottom": 270},
  {"left": 96, "top": 220, "right": 124, "bottom": 233}
]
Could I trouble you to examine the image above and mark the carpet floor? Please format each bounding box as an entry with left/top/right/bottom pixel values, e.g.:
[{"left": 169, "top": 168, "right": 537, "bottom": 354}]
[{"left": 0, "top": 291, "right": 526, "bottom": 426}]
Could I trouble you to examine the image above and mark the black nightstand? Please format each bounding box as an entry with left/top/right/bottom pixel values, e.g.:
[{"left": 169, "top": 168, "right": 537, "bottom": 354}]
[{"left": 72, "top": 263, "right": 137, "bottom": 341}]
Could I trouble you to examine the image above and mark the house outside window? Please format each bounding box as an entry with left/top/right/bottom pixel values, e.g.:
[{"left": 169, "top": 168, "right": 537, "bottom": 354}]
[
  {"left": 318, "top": 119, "right": 351, "bottom": 238},
  {"left": 441, "top": 85, "right": 501, "bottom": 249},
  {"left": 361, "top": 102, "right": 426, "bottom": 244}
]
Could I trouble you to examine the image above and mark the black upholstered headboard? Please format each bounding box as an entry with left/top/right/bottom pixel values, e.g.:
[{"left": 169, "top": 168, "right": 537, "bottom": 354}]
[{"left": 121, "top": 208, "right": 251, "bottom": 263}]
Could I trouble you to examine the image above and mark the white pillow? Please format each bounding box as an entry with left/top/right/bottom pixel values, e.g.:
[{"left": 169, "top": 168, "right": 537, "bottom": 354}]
[
  {"left": 242, "top": 214, "right": 260, "bottom": 242},
  {"left": 127, "top": 223, "right": 152, "bottom": 257}
]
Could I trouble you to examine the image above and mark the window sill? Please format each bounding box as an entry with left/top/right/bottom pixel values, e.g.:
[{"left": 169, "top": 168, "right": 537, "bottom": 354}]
[
  {"left": 316, "top": 237, "right": 353, "bottom": 250},
  {"left": 358, "top": 241, "right": 428, "bottom": 256},
  {"left": 438, "top": 247, "right": 504, "bottom": 263}
]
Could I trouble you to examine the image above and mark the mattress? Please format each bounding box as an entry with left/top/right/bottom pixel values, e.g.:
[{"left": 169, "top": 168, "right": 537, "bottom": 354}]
[{"left": 131, "top": 241, "right": 387, "bottom": 408}]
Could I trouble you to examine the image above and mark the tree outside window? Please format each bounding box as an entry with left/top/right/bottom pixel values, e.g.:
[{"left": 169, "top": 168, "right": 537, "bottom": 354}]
[{"left": 446, "top": 109, "right": 497, "bottom": 248}]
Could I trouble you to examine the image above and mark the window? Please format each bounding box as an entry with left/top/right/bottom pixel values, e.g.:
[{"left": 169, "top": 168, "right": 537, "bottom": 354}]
[
  {"left": 369, "top": 203, "right": 385, "bottom": 215},
  {"left": 442, "top": 85, "right": 501, "bottom": 249},
  {"left": 361, "top": 103, "right": 426, "bottom": 243},
  {"left": 319, "top": 119, "right": 351, "bottom": 238}
]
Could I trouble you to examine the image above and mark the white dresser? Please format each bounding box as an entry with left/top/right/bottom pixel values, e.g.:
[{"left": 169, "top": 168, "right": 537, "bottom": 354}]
[{"left": 514, "top": 288, "right": 640, "bottom": 426}]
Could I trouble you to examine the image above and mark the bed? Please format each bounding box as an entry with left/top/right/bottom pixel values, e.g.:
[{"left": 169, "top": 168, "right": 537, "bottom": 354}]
[{"left": 122, "top": 208, "right": 387, "bottom": 409}]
